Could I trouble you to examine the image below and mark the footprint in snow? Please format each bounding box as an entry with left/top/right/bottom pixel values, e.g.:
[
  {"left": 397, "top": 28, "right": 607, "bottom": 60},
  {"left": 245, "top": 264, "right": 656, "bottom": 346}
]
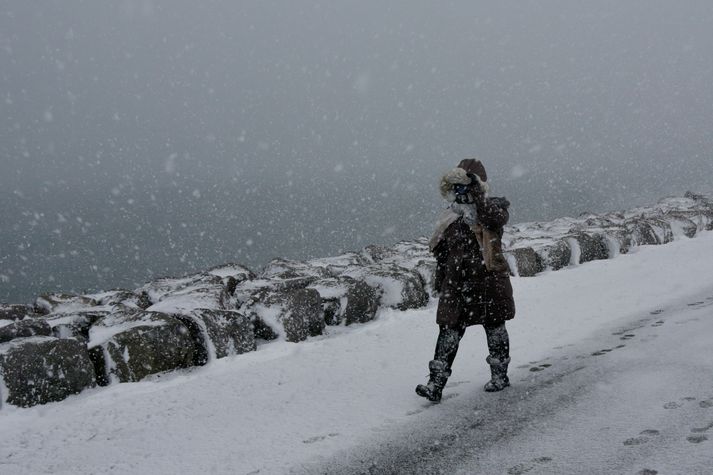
[
  {"left": 507, "top": 456, "right": 553, "bottom": 475},
  {"left": 687, "top": 301, "right": 705, "bottom": 306},
  {"left": 699, "top": 399, "right": 713, "bottom": 408},
  {"left": 686, "top": 435, "right": 708, "bottom": 444},
  {"left": 651, "top": 320, "right": 665, "bottom": 327},
  {"left": 624, "top": 430, "right": 661, "bottom": 446},
  {"left": 302, "top": 433, "right": 340, "bottom": 444},
  {"left": 637, "top": 470, "right": 658, "bottom": 475},
  {"left": 624, "top": 437, "right": 649, "bottom": 446},
  {"left": 529, "top": 364, "right": 551, "bottom": 372},
  {"left": 650, "top": 309, "right": 664, "bottom": 315},
  {"left": 591, "top": 349, "right": 613, "bottom": 356},
  {"left": 690, "top": 421, "right": 713, "bottom": 433},
  {"left": 664, "top": 401, "right": 682, "bottom": 409},
  {"left": 620, "top": 334, "right": 636, "bottom": 340},
  {"left": 406, "top": 393, "right": 459, "bottom": 415}
]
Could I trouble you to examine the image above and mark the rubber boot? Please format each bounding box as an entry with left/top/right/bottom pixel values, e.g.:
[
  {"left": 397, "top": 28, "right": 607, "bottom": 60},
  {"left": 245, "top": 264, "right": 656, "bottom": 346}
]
[
  {"left": 483, "top": 356, "right": 510, "bottom": 392},
  {"left": 415, "top": 360, "right": 451, "bottom": 402}
]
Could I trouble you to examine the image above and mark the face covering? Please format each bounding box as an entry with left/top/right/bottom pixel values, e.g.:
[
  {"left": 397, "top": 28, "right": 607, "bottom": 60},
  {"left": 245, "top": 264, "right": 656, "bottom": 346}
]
[{"left": 451, "top": 201, "right": 478, "bottom": 226}]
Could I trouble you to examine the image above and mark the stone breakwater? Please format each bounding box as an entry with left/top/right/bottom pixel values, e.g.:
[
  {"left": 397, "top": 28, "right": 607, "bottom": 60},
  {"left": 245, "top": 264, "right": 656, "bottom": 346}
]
[{"left": 1, "top": 192, "right": 712, "bottom": 408}]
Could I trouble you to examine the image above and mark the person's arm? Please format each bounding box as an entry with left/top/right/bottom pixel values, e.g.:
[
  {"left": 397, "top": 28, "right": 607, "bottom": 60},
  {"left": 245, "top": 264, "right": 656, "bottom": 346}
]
[
  {"left": 432, "top": 240, "right": 448, "bottom": 294},
  {"left": 476, "top": 196, "right": 510, "bottom": 230}
]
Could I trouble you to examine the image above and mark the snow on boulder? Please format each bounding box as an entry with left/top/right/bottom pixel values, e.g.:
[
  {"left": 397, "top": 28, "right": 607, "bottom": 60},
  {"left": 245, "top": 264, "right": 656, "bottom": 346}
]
[
  {"left": 87, "top": 310, "right": 194, "bottom": 385},
  {"left": 0, "top": 319, "right": 52, "bottom": 344},
  {"left": 205, "top": 263, "right": 256, "bottom": 295},
  {"left": 360, "top": 244, "right": 397, "bottom": 264},
  {"left": 341, "top": 264, "right": 428, "bottom": 311},
  {"left": 84, "top": 289, "right": 151, "bottom": 310},
  {"left": 567, "top": 232, "right": 610, "bottom": 264},
  {"left": 244, "top": 288, "right": 324, "bottom": 343},
  {"left": 143, "top": 273, "right": 230, "bottom": 314},
  {"left": 507, "top": 247, "right": 545, "bottom": 277},
  {"left": 206, "top": 263, "right": 256, "bottom": 283},
  {"left": 172, "top": 309, "right": 255, "bottom": 365},
  {"left": 0, "top": 304, "right": 40, "bottom": 322},
  {"left": 0, "top": 336, "right": 96, "bottom": 408},
  {"left": 662, "top": 212, "right": 699, "bottom": 238},
  {"left": 625, "top": 218, "right": 663, "bottom": 246},
  {"left": 42, "top": 311, "right": 109, "bottom": 341},
  {"left": 260, "top": 258, "right": 332, "bottom": 282},
  {"left": 307, "top": 252, "right": 370, "bottom": 277},
  {"left": 308, "top": 277, "right": 380, "bottom": 326},
  {"left": 34, "top": 293, "right": 99, "bottom": 315}
]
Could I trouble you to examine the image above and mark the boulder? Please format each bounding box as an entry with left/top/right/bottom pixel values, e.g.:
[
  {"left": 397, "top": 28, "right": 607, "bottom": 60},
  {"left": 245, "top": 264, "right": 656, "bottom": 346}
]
[
  {"left": 0, "top": 319, "right": 52, "bottom": 344},
  {"left": 569, "top": 232, "right": 610, "bottom": 263},
  {"left": 232, "top": 276, "right": 319, "bottom": 308},
  {"left": 663, "top": 212, "right": 698, "bottom": 238},
  {"left": 649, "top": 218, "right": 674, "bottom": 244},
  {"left": 508, "top": 247, "right": 545, "bottom": 277},
  {"left": 87, "top": 310, "right": 194, "bottom": 385},
  {"left": 412, "top": 259, "right": 437, "bottom": 293},
  {"left": 85, "top": 289, "right": 151, "bottom": 310},
  {"left": 0, "top": 336, "right": 96, "bottom": 408},
  {"left": 206, "top": 263, "right": 256, "bottom": 295},
  {"left": 538, "top": 239, "right": 572, "bottom": 271},
  {"left": 34, "top": 293, "right": 99, "bottom": 315},
  {"left": 43, "top": 311, "right": 108, "bottom": 341},
  {"left": 143, "top": 273, "right": 230, "bottom": 314},
  {"left": 206, "top": 263, "right": 256, "bottom": 283},
  {"left": 341, "top": 264, "right": 428, "bottom": 311},
  {"left": 625, "top": 218, "right": 661, "bottom": 246},
  {"left": 307, "top": 253, "right": 370, "bottom": 277},
  {"left": 360, "top": 244, "right": 397, "bottom": 264},
  {"left": 601, "top": 227, "right": 631, "bottom": 256},
  {"left": 245, "top": 288, "right": 324, "bottom": 343},
  {"left": 260, "top": 258, "right": 332, "bottom": 282},
  {"left": 308, "top": 277, "right": 380, "bottom": 326},
  {"left": 0, "top": 304, "right": 40, "bottom": 321},
  {"left": 172, "top": 309, "right": 255, "bottom": 365}
]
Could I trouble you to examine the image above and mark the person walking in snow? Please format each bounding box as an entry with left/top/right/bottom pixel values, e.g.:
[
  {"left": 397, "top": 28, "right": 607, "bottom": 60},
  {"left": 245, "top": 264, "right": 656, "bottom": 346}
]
[{"left": 416, "top": 159, "right": 515, "bottom": 402}]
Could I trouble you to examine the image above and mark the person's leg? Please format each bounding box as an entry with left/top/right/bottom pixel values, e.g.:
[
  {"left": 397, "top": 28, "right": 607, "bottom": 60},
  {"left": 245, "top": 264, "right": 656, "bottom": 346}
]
[
  {"left": 416, "top": 324, "right": 466, "bottom": 402},
  {"left": 433, "top": 324, "right": 467, "bottom": 368},
  {"left": 483, "top": 322, "right": 511, "bottom": 392}
]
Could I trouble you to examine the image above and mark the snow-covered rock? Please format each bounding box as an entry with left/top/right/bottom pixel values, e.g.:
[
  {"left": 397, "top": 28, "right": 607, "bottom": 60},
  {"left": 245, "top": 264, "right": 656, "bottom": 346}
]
[
  {"left": 142, "top": 273, "right": 230, "bottom": 314},
  {"left": 34, "top": 293, "right": 100, "bottom": 315},
  {"left": 172, "top": 309, "right": 255, "bottom": 365},
  {"left": 341, "top": 264, "right": 428, "bottom": 311},
  {"left": 84, "top": 289, "right": 151, "bottom": 310},
  {"left": 0, "top": 304, "right": 40, "bottom": 321},
  {"left": 0, "top": 336, "right": 95, "bottom": 408},
  {"left": 87, "top": 310, "right": 194, "bottom": 385},
  {"left": 307, "top": 252, "right": 370, "bottom": 276},
  {"left": 308, "top": 277, "right": 380, "bottom": 326},
  {"left": 43, "top": 311, "right": 109, "bottom": 341},
  {"left": 0, "top": 319, "right": 52, "bottom": 344},
  {"left": 244, "top": 288, "right": 324, "bottom": 343},
  {"left": 261, "top": 257, "right": 332, "bottom": 282}
]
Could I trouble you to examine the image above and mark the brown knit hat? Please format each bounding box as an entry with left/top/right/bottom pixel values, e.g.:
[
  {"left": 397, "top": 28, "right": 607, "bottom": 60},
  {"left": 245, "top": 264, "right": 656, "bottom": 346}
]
[{"left": 457, "top": 159, "right": 487, "bottom": 183}]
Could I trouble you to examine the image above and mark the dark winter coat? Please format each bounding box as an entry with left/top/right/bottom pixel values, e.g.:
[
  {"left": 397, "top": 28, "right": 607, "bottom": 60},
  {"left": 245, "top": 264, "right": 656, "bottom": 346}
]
[{"left": 433, "top": 197, "right": 515, "bottom": 327}]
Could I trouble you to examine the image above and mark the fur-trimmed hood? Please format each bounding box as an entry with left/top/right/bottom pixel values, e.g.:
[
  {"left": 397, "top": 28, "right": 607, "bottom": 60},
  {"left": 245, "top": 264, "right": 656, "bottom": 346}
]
[{"left": 439, "top": 167, "right": 490, "bottom": 202}]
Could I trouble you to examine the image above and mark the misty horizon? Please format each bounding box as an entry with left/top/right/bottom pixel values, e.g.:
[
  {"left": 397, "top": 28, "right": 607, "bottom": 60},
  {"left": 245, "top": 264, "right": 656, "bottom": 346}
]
[{"left": 2, "top": 0, "right": 713, "bottom": 303}]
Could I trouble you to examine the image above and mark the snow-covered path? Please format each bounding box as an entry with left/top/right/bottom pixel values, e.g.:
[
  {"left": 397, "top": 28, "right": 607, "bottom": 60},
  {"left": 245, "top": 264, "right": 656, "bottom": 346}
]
[
  {"left": 1, "top": 232, "right": 713, "bottom": 475},
  {"left": 314, "top": 288, "right": 713, "bottom": 475}
]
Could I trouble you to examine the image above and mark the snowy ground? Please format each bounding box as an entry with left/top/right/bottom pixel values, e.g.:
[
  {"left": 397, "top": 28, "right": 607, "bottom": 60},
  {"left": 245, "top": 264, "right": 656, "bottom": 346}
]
[{"left": 1, "top": 232, "right": 713, "bottom": 475}]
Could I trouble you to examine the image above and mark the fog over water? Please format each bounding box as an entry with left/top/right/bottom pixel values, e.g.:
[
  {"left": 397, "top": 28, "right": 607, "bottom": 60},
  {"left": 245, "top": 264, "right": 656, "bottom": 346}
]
[{"left": 2, "top": 1, "right": 712, "bottom": 303}]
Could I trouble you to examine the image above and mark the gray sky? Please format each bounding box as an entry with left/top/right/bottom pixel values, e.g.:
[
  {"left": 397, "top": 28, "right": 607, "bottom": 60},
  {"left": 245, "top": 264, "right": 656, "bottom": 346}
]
[{"left": 2, "top": 0, "right": 713, "bottom": 303}]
